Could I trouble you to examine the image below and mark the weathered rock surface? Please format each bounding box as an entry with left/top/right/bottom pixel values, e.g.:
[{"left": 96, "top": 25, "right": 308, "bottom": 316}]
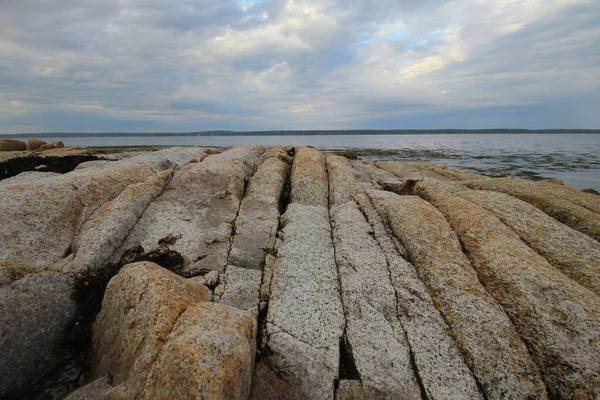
[
  {"left": 228, "top": 146, "right": 291, "bottom": 270},
  {"left": 2, "top": 147, "right": 600, "bottom": 400},
  {"left": 328, "top": 182, "right": 421, "bottom": 395},
  {"left": 0, "top": 272, "right": 77, "bottom": 396},
  {"left": 465, "top": 177, "right": 600, "bottom": 241},
  {"left": 89, "top": 262, "right": 208, "bottom": 398},
  {"left": 59, "top": 170, "right": 173, "bottom": 276},
  {"left": 0, "top": 261, "right": 35, "bottom": 288},
  {"left": 370, "top": 190, "right": 547, "bottom": 400},
  {"left": 26, "top": 137, "right": 47, "bottom": 150},
  {"left": 456, "top": 188, "right": 600, "bottom": 295},
  {"left": 112, "top": 145, "right": 265, "bottom": 276},
  {"left": 0, "top": 154, "right": 176, "bottom": 270},
  {"left": 413, "top": 181, "right": 600, "bottom": 399},
  {"left": 258, "top": 147, "right": 344, "bottom": 399},
  {"left": 142, "top": 301, "right": 256, "bottom": 400},
  {"left": 375, "top": 160, "right": 451, "bottom": 181},
  {"left": 329, "top": 155, "right": 483, "bottom": 400},
  {"left": 0, "top": 138, "right": 27, "bottom": 151}
]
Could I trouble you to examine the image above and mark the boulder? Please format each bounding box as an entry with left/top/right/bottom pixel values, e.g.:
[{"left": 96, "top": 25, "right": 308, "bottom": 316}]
[
  {"left": 26, "top": 138, "right": 47, "bottom": 150},
  {"left": 0, "top": 272, "right": 77, "bottom": 396},
  {"left": 89, "top": 262, "right": 207, "bottom": 398},
  {"left": 38, "top": 141, "right": 65, "bottom": 151},
  {"left": 0, "top": 138, "right": 26, "bottom": 151},
  {"left": 142, "top": 301, "right": 256, "bottom": 400},
  {"left": 81, "top": 261, "right": 255, "bottom": 400}
]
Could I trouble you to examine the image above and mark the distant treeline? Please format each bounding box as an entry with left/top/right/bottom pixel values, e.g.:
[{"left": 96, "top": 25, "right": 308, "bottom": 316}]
[{"left": 9, "top": 129, "right": 600, "bottom": 138}]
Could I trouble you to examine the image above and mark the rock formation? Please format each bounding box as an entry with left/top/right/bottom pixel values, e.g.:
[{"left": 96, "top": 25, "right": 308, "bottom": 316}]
[{"left": 1, "top": 147, "right": 599, "bottom": 399}]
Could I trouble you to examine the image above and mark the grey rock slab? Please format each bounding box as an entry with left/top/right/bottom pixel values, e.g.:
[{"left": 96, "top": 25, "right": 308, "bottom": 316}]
[
  {"left": 0, "top": 272, "right": 77, "bottom": 396},
  {"left": 369, "top": 190, "right": 547, "bottom": 400},
  {"left": 357, "top": 192, "right": 483, "bottom": 400},
  {"left": 330, "top": 156, "right": 483, "bottom": 399},
  {"left": 60, "top": 170, "right": 173, "bottom": 277},
  {"left": 112, "top": 145, "right": 265, "bottom": 276},
  {"left": 330, "top": 201, "right": 421, "bottom": 398},
  {"left": 327, "top": 155, "right": 421, "bottom": 397},
  {"left": 219, "top": 265, "right": 262, "bottom": 314},
  {"left": 464, "top": 178, "right": 600, "bottom": 241},
  {"left": 457, "top": 188, "right": 600, "bottom": 296},
  {"left": 290, "top": 146, "right": 329, "bottom": 207},
  {"left": 0, "top": 162, "right": 155, "bottom": 270},
  {"left": 265, "top": 203, "right": 344, "bottom": 399},
  {"left": 336, "top": 380, "right": 388, "bottom": 400},
  {"left": 228, "top": 148, "right": 290, "bottom": 270},
  {"left": 413, "top": 181, "right": 600, "bottom": 399}
]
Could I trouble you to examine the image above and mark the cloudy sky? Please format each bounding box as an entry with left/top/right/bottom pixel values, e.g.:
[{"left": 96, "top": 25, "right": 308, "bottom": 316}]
[{"left": 1, "top": 0, "right": 599, "bottom": 133}]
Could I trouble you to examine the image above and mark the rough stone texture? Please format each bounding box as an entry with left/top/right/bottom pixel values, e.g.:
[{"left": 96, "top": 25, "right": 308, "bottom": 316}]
[
  {"left": 375, "top": 160, "right": 451, "bottom": 181},
  {"left": 327, "top": 155, "right": 421, "bottom": 398},
  {"left": 370, "top": 190, "right": 547, "bottom": 400},
  {"left": 59, "top": 170, "right": 173, "bottom": 276},
  {"left": 336, "top": 380, "right": 388, "bottom": 400},
  {"left": 0, "top": 161, "right": 158, "bottom": 270},
  {"left": 0, "top": 272, "right": 77, "bottom": 396},
  {"left": 464, "top": 177, "right": 600, "bottom": 241},
  {"left": 0, "top": 171, "right": 61, "bottom": 185},
  {"left": 112, "top": 145, "right": 265, "bottom": 276},
  {"left": 457, "top": 188, "right": 600, "bottom": 295},
  {"left": 290, "top": 146, "right": 329, "bottom": 207},
  {"left": 77, "top": 146, "right": 209, "bottom": 173},
  {"left": 330, "top": 201, "right": 421, "bottom": 398},
  {"left": 259, "top": 148, "right": 344, "bottom": 400},
  {"left": 357, "top": 192, "right": 483, "bottom": 400},
  {"left": 0, "top": 261, "right": 35, "bottom": 288},
  {"left": 26, "top": 137, "right": 47, "bottom": 151},
  {"left": 142, "top": 302, "right": 256, "bottom": 400},
  {"left": 413, "top": 181, "right": 600, "bottom": 399},
  {"left": 411, "top": 162, "right": 487, "bottom": 181},
  {"left": 228, "top": 146, "right": 290, "bottom": 270},
  {"left": 331, "top": 156, "right": 484, "bottom": 399},
  {"left": 0, "top": 138, "right": 27, "bottom": 151},
  {"left": 262, "top": 203, "right": 344, "bottom": 399},
  {"left": 219, "top": 265, "right": 262, "bottom": 313},
  {"left": 64, "top": 376, "right": 113, "bottom": 400},
  {"left": 89, "top": 262, "right": 208, "bottom": 399}
]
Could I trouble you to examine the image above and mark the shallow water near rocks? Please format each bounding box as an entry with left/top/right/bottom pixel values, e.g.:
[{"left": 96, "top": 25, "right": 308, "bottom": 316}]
[{"left": 39, "top": 133, "right": 600, "bottom": 191}]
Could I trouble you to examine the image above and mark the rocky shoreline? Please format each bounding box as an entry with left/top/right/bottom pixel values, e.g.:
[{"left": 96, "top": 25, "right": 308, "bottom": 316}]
[{"left": 1, "top": 144, "right": 599, "bottom": 399}]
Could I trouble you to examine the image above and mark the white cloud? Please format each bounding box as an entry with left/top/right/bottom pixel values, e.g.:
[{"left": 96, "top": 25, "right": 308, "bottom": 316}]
[{"left": 0, "top": 0, "right": 598, "bottom": 132}]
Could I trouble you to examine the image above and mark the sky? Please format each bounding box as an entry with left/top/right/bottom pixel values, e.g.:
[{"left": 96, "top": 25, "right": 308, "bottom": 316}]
[{"left": 0, "top": 0, "right": 599, "bottom": 133}]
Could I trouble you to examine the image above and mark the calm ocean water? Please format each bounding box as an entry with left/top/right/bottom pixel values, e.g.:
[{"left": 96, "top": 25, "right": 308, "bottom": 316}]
[{"left": 42, "top": 134, "right": 600, "bottom": 190}]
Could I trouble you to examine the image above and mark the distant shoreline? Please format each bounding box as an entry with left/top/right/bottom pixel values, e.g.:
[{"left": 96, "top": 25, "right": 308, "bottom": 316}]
[{"left": 5, "top": 129, "right": 600, "bottom": 138}]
